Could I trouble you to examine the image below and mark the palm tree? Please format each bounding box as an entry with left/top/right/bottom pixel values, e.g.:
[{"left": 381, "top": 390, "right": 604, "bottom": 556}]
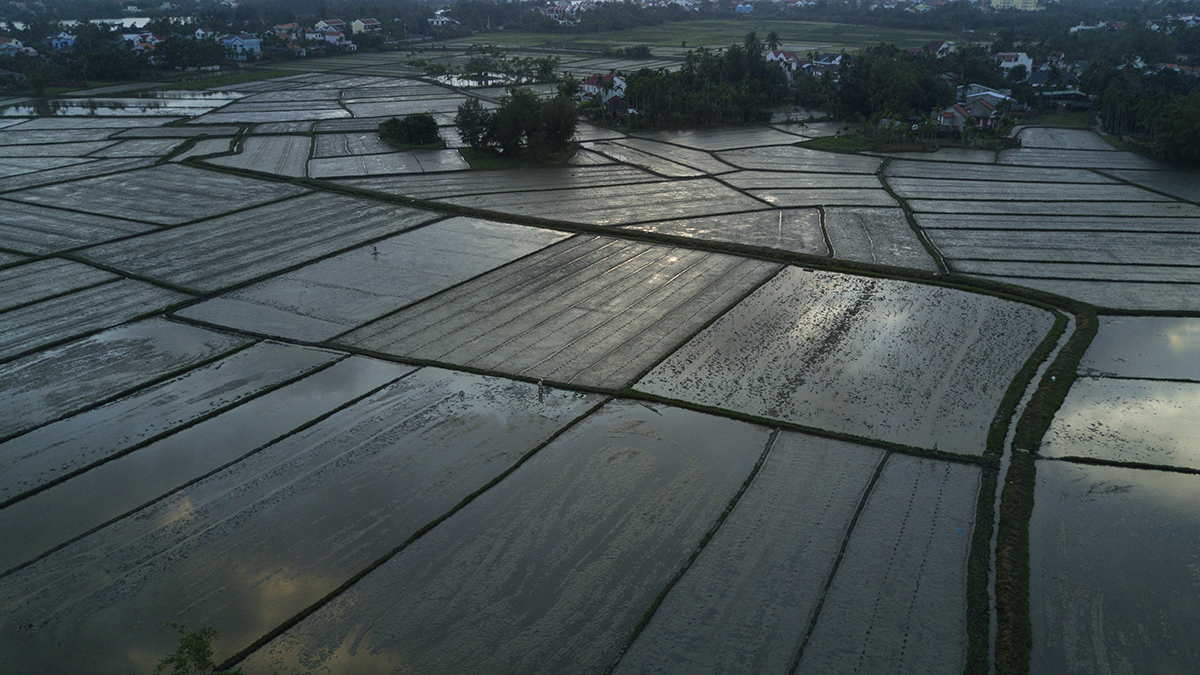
[{"left": 766, "top": 31, "right": 781, "bottom": 52}]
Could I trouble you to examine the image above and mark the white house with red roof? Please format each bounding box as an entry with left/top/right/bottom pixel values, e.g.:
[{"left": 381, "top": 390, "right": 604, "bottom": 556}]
[
  {"left": 581, "top": 74, "right": 626, "bottom": 105},
  {"left": 767, "top": 50, "right": 802, "bottom": 80}
]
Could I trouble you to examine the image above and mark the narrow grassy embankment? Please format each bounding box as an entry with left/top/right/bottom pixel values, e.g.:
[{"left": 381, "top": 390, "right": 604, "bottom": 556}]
[{"left": 995, "top": 301, "right": 1097, "bottom": 675}]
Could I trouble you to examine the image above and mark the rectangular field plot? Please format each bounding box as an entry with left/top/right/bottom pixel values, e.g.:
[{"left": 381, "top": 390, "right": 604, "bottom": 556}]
[
  {"left": 195, "top": 108, "right": 352, "bottom": 124},
  {"left": 794, "top": 455, "right": 980, "bottom": 675},
  {"left": 747, "top": 187, "right": 898, "bottom": 208},
  {"left": 0, "top": 141, "right": 116, "bottom": 157},
  {"left": 5, "top": 164, "right": 309, "bottom": 225},
  {"left": 908, "top": 199, "right": 1200, "bottom": 218},
  {"left": 0, "top": 369, "right": 603, "bottom": 675},
  {"left": 1080, "top": 316, "right": 1200, "bottom": 380},
  {"left": 928, "top": 229, "right": 1200, "bottom": 266},
  {"left": 951, "top": 260, "right": 1200, "bottom": 284},
  {"left": 722, "top": 171, "right": 882, "bottom": 190},
  {"left": 870, "top": 147, "right": 996, "bottom": 164},
  {"left": 0, "top": 128, "right": 121, "bottom": 145},
  {"left": 169, "top": 137, "right": 234, "bottom": 162},
  {"left": 621, "top": 209, "right": 828, "bottom": 257},
  {"left": 0, "top": 356, "right": 416, "bottom": 572},
  {"left": 202, "top": 135, "right": 310, "bottom": 177},
  {"left": 582, "top": 140, "right": 707, "bottom": 177},
  {"left": 0, "top": 157, "right": 89, "bottom": 179},
  {"left": 888, "top": 178, "right": 1167, "bottom": 202},
  {"left": 0, "top": 157, "right": 154, "bottom": 193},
  {"left": 79, "top": 193, "right": 437, "bottom": 293},
  {"left": 1017, "top": 127, "right": 1117, "bottom": 151},
  {"left": 825, "top": 207, "right": 938, "bottom": 271},
  {"left": 340, "top": 164, "right": 663, "bottom": 200},
  {"left": 313, "top": 132, "right": 395, "bottom": 157},
  {"left": 1030, "top": 462, "right": 1200, "bottom": 675},
  {"left": 87, "top": 138, "right": 183, "bottom": 158},
  {"left": 179, "top": 217, "right": 571, "bottom": 342},
  {"left": 112, "top": 125, "right": 241, "bottom": 138},
  {"left": 884, "top": 160, "right": 1113, "bottom": 183},
  {"left": 915, "top": 213, "right": 1200, "bottom": 233},
  {"left": 608, "top": 137, "right": 737, "bottom": 174},
  {"left": 999, "top": 147, "right": 1167, "bottom": 170},
  {"left": 0, "top": 258, "right": 117, "bottom": 312},
  {"left": 614, "top": 433, "right": 885, "bottom": 675},
  {"left": 1106, "top": 169, "right": 1200, "bottom": 203},
  {"left": 440, "top": 178, "right": 771, "bottom": 226},
  {"left": 342, "top": 97, "right": 468, "bottom": 118},
  {"left": 634, "top": 267, "right": 1055, "bottom": 455},
  {"left": 0, "top": 318, "right": 249, "bottom": 440},
  {"left": 241, "top": 400, "right": 769, "bottom": 675},
  {"left": 0, "top": 280, "right": 189, "bottom": 362},
  {"left": 0, "top": 341, "right": 336, "bottom": 506},
  {"left": 978, "top": 276, "right": 1200, "bottom": 312},
  {"left": 308, "top": 149, "right": 468, "bottom": 178},
  {"left": 633, "top": 126, "right": 806, "bottom": 151},
  {"left": 716, "top": 146, "right": 883, "bottom": 173},
  {"left": 340, "top": 236, "right": 780, "bottom": 389},
  {"left": 1040, "top": 378, "right": 1200, "bottom": 469}
]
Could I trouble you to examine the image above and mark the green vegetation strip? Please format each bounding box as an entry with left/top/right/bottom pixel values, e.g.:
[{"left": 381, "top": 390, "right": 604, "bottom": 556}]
[
  {"left": 159, "top": 70, "right": 295, "bottom": 92},
  {"left": 966, "top": 467, "right": 998, "bottom": 675},
  {"left": 993, "top": 299, "right": 1097, "bottom": 675},
  {"left": 478, "top": 19, "right": 955, "bottom": 52}
]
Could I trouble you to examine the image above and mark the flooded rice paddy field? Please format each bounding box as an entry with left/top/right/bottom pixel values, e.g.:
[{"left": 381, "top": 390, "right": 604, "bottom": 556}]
[{"left": 0, "top": 68, "right": 1197, "bottom": 674}]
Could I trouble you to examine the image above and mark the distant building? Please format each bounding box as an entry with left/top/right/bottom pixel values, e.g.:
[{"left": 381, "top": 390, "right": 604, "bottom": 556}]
[
  {"left": 43, "top": 32, "right": 76, "bottom": 50},
  {"left": 220, "top": 33, "right": 262, "bottom": 61},
  {"left": 767, "top": 50, "right": 802, "bottom": 80},
  {"left": 581, "top": 73, "right": 626, "bottom": 105},
  {"left": 351, "top": 18, "right": 382, "bottom": 34},
  {"left": 991, "top": 0, "right": 1040, "bottom": 10},
  {"left": 315, "top": 19, "right": 347, "bottom": 31}
]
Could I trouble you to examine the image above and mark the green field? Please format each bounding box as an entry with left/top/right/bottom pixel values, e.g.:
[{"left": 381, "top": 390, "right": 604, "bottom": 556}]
[{"left": 451, "top": 19, "right": 962, "bottom": 54}]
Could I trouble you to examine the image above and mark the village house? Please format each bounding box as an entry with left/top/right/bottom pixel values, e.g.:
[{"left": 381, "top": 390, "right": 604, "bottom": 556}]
[
  {"left": 42, "top": 32, "right": 76, "bottom": 50},
  {"left": 351, "top": 18, "right": 382, "bottom": 34},
  {"left": 767, "top": 50, "right": 802, "bottom": 80},
  {"left": 220, "top": 33, "right": 262, "bottom": 61},
  {"left": 315, "top": 19, "right": 347, "bottom": 32}
]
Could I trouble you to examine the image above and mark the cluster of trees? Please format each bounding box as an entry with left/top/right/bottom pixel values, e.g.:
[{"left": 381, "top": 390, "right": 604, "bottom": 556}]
[
  {"left": 1085, "top": 65, "right": 1200, "bottom": 166},
  {"left": 378, "top": 113, "right": 440, "bottom": 147},
  {"left": 455, "top": 88, "right": 577, "bottom": 158},
  {"left": 615, "top": 31, "right": 789, "bottom": 129}
]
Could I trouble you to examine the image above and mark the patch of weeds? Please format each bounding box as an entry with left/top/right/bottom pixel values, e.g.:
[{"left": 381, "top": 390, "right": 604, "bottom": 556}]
[
  {"left": 459, "top": 145, "right": 578, "bottom": 170},
  {"left": 994, "top": 451, "right": 1035, "bottom": 675},
  {"left": 800, "top": 135, "right": 878, "bottom": 153},
  {"left": 154, "top": 623, "right": 243, "bottom": 675},
  {"left": 160, "top": 70, "right": 292, "bottom": 92}
]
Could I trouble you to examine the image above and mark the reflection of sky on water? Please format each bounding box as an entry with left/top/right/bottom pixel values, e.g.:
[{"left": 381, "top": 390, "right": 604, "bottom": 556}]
[
  {"left": 0, "top": 368, "right": 598, "bottom": 675},
  {"left": 1030, "top": 461, "right": 1200, "bottom": 674},
  {"left": 243, "top": 400, "right": 768, "bottom": 675},
  {"left": 1080, "top": 316, "right": 1200, "bottom": 380},
  {"left": 1042, "top": 377, "right": 1200, "bottom": 469}
]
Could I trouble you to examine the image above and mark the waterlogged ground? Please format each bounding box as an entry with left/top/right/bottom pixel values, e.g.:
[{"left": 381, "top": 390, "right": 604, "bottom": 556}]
[{"left": 0, "top": 63, "right": 1194, "bottom": 675}]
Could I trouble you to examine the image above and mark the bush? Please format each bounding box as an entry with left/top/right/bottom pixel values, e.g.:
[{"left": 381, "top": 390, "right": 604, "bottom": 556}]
[{"left": 378, "top": 113, "right": 440, "bottom": 147}]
